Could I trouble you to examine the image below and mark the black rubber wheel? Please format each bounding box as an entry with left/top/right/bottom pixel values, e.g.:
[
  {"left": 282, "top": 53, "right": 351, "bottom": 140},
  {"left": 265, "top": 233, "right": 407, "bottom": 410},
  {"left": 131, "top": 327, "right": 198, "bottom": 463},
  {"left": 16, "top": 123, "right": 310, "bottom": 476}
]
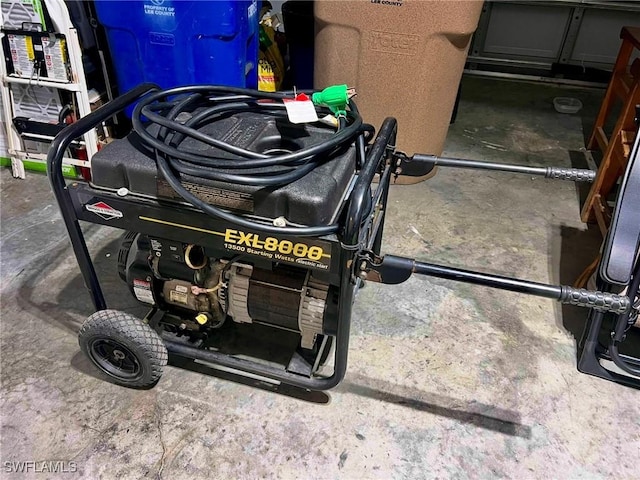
[{"left": 79, "top": 310, "right": 167, "bottom": 388}]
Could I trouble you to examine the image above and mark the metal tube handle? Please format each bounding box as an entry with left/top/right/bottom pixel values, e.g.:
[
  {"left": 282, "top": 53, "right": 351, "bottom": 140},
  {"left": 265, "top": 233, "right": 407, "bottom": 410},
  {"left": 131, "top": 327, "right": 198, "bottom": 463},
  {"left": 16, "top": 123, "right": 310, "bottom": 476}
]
[
  {"left": 47, "top": 82, "right": 159, "bottom": 177},
  {"left": 560, "top": 286, "right": 631, "bottom": 314},
  {"left": 401, "top": 154, "right": 596, "bottom": 183},
  {"left": 545, "top": 167, "right": 596, "bottom": 182},
  {"left": 360, "top": 254, "right": 632, "bottom": 315}
]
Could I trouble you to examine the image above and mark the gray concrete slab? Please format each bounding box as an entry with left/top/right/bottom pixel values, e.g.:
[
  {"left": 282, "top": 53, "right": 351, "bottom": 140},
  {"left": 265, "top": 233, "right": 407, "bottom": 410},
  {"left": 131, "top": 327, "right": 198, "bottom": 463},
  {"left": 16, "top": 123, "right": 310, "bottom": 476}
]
[{"left": 1, "top": 77, "right": 638, "bottom": 480}]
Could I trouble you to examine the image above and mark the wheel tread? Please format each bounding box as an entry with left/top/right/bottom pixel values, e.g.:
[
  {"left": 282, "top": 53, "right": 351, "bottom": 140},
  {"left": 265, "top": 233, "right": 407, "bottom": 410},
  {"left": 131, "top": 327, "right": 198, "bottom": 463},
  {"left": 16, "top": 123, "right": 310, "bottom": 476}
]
[{"left": 78, "top": 309, "right": 167, "bottom": 387}]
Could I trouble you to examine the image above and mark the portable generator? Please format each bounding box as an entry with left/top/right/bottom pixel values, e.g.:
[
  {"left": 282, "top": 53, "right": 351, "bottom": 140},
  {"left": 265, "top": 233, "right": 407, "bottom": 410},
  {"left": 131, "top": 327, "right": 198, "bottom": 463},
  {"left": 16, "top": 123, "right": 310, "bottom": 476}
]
[{"left": 47, "top": 84, "right": 640, "bottom": 390}]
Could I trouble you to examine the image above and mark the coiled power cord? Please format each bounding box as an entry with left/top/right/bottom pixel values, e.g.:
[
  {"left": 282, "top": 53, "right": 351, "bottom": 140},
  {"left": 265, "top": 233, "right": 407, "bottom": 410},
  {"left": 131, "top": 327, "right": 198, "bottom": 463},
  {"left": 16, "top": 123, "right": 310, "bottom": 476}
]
[{"left": 132, "top": 85, "right": 367, "bottom": 236}]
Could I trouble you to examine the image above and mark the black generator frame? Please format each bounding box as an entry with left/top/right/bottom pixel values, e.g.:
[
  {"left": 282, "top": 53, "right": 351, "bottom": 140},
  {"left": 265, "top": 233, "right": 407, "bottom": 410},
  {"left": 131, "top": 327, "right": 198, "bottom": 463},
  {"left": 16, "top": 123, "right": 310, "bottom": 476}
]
[{"left": 47, "top": 84, "right": 640, "bottom": 390}]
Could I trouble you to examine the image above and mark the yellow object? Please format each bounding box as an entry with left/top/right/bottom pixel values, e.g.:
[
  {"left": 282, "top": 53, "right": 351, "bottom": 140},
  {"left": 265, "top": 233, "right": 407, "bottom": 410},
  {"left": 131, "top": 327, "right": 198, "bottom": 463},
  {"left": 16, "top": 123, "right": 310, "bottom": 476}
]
[
  {"left": 25, "top": 36, "right": 34, "bottom": 60},
  {"left": 258, "top": 16, "right": 284, "bottom": 91},
  {"left": 258, "top": 58, "right": 278, "bottom": 92},
  {"left": 195, "top": 313, "right": 209, "bottom": 325}
]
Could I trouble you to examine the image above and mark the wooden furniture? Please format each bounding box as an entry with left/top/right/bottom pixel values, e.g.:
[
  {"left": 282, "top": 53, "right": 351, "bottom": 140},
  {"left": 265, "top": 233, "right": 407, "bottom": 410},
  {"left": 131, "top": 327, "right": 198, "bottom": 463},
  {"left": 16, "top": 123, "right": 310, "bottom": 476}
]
[{"left": 581, "top": 26, "right": 640, "bottom": 234}]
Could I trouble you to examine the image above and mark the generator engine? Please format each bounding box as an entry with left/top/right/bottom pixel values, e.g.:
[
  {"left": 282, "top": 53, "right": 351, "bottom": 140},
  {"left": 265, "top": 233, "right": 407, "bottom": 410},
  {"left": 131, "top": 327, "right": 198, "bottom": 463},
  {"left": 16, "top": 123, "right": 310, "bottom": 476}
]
[{"left": 119, "top": 233, "right": 337, "bottom": 350}]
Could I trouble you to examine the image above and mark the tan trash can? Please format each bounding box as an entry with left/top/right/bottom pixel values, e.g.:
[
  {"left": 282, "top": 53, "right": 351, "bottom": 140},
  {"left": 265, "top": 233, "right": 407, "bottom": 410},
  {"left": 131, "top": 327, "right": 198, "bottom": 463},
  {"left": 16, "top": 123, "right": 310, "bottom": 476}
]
[{"left": 314, "top": 0, "right": 483, "bottom": 183}]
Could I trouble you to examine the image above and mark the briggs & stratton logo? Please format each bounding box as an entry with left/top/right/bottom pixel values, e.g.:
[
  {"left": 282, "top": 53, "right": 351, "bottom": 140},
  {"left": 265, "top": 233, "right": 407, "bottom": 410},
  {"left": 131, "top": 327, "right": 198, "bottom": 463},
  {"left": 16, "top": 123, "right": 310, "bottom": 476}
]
[{"left": 85, "top": 202, "right": 123, "bottom": 220}]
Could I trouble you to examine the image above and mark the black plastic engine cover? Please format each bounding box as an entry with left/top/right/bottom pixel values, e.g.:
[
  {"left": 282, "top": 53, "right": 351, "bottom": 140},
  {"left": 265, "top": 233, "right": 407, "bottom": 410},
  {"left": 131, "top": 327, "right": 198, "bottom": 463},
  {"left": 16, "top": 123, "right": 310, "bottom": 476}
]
[{"left": 91, "top": 112, "right": 357, "bottom": 225}]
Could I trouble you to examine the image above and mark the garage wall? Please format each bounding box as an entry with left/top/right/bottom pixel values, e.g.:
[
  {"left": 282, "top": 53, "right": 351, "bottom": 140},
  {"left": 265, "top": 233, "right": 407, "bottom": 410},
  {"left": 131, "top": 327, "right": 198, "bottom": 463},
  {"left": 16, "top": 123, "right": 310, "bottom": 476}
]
[{"left": 468, "top": 1, "right": 640, "bottom": 73}]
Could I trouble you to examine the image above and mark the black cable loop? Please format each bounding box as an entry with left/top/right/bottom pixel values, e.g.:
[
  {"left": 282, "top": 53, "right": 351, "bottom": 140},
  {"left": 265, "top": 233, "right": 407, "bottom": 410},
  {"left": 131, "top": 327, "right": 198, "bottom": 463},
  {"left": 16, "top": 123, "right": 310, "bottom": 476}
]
[
  {"left": 134, "top": 87, "right": 363, "bottom": 174},
  {"left": 132, "top": 85, "right": 366, "bottom": 236}
]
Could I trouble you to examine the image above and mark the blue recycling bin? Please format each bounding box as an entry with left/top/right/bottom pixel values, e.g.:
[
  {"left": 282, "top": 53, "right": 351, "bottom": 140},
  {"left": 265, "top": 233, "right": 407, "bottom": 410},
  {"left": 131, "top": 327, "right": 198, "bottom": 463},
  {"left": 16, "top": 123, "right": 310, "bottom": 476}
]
[{"left": 95, "top": 0, "right": 259, "bottom": 114}]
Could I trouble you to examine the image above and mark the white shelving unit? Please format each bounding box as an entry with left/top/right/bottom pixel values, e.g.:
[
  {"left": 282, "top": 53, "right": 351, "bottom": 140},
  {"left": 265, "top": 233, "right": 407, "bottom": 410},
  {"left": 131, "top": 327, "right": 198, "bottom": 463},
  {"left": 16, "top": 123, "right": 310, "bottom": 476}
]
[{"left": 0, "top": 0, "right": 99, "bottom": 178}]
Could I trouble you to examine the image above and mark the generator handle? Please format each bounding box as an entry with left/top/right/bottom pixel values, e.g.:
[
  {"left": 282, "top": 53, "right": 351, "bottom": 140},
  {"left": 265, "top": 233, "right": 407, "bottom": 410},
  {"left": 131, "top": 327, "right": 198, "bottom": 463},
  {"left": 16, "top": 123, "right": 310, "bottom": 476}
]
[
  {"left": 359, "top": 254, "right": 632, "bottom": 315},
  {"left": 47, "top": 83, "right": 160, "bottom": 311},
  {"left": 343, "top": 117, "right": 397, "bottom": 246},
  {"left": 397, "top": 153, "right": 596, "bottom": 183}
]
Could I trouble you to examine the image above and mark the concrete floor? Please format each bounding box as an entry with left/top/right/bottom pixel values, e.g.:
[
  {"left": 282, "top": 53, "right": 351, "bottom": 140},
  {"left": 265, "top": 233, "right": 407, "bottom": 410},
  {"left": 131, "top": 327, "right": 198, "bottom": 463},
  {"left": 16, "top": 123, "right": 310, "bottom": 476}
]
[{"left": 1, "top": 77, "right": 639, "bottom": 479}]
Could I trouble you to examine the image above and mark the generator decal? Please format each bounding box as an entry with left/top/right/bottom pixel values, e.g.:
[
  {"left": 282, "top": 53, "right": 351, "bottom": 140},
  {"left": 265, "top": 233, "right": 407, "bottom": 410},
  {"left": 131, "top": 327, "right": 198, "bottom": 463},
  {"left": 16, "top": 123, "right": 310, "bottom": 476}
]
[
  {"left": 157, "top": 178, "right": 254, "bottom": 213},
  {"left": 86, "top": 202, "right": 123, "bottom": 220},
  {"left": 133, "top": 279, "right": 155, "bottom": 305},
  {"left": 223, "top": 229, "right": 331, "bottom": 269},
  {"left": 138, "top": 216, "right": 333, "bottom": 271},
  {"left": 150, "top": 239, "right": 162, "bottom": 256},
  {"left": 169, "top": 284, "right": 189, "bottom": 305}
]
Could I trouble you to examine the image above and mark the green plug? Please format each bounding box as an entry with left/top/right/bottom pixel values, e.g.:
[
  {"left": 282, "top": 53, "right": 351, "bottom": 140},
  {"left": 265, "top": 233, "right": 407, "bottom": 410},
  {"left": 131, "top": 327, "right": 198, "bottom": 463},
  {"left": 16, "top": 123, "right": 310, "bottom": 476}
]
[{"left": 312, "top": 84, "right": 351, "bottom": 117}]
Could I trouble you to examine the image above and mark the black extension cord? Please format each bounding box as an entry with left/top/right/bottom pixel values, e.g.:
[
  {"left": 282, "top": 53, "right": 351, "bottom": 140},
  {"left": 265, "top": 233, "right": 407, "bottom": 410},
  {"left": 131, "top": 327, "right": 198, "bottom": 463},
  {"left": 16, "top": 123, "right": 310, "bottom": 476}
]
[{"left": 131, "top": 85, "right": 367, "bottom": 236}]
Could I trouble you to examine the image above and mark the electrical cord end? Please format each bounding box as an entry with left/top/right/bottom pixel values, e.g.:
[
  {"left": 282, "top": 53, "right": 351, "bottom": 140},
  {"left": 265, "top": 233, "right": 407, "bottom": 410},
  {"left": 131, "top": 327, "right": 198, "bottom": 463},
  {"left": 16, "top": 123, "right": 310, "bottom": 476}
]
[
  {"left": 312, "top": 84, "right": 351, "bottom": 117},
  {"left": 318, "top": 114, "right": 339, "bottom": 128}
]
